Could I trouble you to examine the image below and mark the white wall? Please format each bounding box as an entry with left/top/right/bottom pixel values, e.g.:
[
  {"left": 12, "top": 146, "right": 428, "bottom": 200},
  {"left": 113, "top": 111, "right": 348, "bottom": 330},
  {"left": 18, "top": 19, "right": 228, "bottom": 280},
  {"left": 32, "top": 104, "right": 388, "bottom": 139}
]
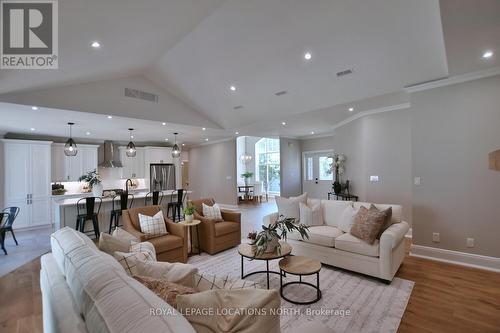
[
  {"left": 188, "top": 139, "right": 237, "bottom": 205},
  {"left": 280, "top": 137, "right": 302, "bottom": 197},
  {"left": 411, "top": 74, "right": 500, "bottom": 257},
  {"left": 0, "top": 138, "right": 4, "bottom": 209}
]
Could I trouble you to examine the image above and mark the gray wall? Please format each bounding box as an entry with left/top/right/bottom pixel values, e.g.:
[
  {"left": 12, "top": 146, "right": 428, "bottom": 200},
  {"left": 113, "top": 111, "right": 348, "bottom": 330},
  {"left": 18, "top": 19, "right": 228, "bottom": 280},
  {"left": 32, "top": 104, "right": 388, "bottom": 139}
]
[
  {"left": 0, "top": 138, "right": 4, "bottom": 209},
  {"left": 299, "top": 110, "right": 412, "bottom": 224},
  {"left": 280, "top": 137, "right": 302, "bottom": 197},
  {"left": 411, "top": 74, "right": 500, "bottom": 257},
  {"left": 188, "top": 139, "right": 237, "bottom": 205}
]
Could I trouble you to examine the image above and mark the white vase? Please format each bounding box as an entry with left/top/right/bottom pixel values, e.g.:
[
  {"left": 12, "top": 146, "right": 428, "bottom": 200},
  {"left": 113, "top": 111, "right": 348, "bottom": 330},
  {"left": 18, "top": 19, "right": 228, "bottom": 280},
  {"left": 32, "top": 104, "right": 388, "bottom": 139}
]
[
  {"left": 264, "top": 238, "right": 279, "bottom": 253},
  {"left": 92, "top": 183, "right": 103, "bottom": 197},
  {"left": 185, "top": 214, "right": 194, "bottom": 222}
]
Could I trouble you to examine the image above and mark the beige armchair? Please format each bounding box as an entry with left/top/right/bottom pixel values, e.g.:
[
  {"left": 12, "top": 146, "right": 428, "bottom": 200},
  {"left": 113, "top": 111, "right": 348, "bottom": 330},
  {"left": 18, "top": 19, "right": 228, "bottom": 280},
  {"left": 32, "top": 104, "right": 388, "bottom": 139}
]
[
  {"left": 189, "top": 198, "right": 241, "bottom": 255},
  {"left": 122, "top": 205, "right": 188, "bottom": 263}
]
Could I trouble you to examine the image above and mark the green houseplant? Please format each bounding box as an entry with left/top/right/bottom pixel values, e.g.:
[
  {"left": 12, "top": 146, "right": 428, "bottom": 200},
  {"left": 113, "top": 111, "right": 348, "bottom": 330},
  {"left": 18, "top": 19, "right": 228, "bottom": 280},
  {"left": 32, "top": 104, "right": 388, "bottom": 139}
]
[
  {"left": 241, "top": 171, "right": 254, "bottom": 186},
  {"left": 252, "top": 216, "right": 309, "bottom": 257},
  {"left": 183, "top": 204, "right": 196, "bottom": 223}
]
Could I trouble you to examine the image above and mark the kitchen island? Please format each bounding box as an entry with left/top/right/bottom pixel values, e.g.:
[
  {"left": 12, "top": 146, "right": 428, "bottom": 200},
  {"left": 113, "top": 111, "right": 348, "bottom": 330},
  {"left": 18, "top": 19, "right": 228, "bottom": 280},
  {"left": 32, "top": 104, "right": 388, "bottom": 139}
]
[{"left": 52, "top": 189, "right": 192, "bottom": 233}]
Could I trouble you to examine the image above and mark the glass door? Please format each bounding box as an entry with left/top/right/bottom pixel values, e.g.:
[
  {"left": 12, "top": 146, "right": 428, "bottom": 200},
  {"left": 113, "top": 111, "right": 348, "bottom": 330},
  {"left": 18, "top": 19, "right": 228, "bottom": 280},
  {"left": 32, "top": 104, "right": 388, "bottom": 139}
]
[{"left": 302, "top": 151, "right": 333, "bottom": 199}]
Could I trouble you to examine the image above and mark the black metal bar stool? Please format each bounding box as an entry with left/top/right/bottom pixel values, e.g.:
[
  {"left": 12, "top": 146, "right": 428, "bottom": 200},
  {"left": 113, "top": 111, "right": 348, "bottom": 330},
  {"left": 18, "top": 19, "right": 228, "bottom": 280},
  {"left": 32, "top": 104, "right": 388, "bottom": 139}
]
[
  {"left": 145, "top": 191, "right": 164, "bottom": 206},
  {"left": 76, "top": 197, "right": 102, "bottom": 239},
  {"left": 109, "top": 193, "right": 134, "bottom": 233},
  {"left": 167, "top": 189, "right": 186, "bottom": 222},
  {"left": 0, "top": 212, "right": 11, "bottom": 255},
  {"left": 1, "top": 207, "right": 20, "bottom": 246}
]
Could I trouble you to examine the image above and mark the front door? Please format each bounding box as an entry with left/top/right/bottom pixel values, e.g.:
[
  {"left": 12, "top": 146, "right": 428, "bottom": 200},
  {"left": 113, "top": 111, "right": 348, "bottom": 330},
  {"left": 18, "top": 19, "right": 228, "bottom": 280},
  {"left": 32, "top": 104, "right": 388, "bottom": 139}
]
[{"left": 302, "top": 151, "right": 333, "bottom": 199}]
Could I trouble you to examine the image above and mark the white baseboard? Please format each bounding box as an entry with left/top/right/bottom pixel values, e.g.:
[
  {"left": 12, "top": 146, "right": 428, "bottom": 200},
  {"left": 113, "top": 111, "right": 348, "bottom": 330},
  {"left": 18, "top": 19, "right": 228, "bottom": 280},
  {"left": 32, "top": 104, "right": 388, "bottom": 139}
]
[{"left": 410, "top": 244, "right": 500, "bottom": 273}]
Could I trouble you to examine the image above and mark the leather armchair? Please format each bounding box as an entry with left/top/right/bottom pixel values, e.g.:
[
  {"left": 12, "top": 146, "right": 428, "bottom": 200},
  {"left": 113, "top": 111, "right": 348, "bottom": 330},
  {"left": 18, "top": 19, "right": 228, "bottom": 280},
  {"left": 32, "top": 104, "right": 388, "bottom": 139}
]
[
  {"left": 122, "top": 205, "right": 188, "bottom": 263},
  {"left": 189, "top": 198, "right": 241, "bottom": 255}
]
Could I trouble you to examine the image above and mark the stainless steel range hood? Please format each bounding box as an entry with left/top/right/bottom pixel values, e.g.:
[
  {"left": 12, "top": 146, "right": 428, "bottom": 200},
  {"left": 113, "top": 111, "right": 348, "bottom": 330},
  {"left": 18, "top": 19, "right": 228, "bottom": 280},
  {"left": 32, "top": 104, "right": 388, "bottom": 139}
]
[{"left": 98, "top": 141, "right": 123, "bottom": 168}]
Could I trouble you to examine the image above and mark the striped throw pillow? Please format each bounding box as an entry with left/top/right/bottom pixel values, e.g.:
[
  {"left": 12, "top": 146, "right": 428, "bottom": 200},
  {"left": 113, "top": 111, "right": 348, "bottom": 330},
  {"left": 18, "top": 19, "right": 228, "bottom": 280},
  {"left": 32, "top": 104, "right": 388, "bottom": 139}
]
[
  {"left": 138, "top": 210, "right": 167, "bottom": 238},
  {"left": 202, "top": 203, "right": 223, "bottom": 221}
]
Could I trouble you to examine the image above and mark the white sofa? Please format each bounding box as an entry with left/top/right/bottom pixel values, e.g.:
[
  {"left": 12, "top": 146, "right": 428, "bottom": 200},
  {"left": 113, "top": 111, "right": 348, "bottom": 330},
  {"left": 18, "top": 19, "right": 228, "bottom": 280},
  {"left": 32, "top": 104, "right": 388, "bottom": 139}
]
[
  {"left": 263, "top": 199, "right": 409, "bottom": 282},
  {"left": 41, "top": 227, "right": 280, "bottom": 333}
]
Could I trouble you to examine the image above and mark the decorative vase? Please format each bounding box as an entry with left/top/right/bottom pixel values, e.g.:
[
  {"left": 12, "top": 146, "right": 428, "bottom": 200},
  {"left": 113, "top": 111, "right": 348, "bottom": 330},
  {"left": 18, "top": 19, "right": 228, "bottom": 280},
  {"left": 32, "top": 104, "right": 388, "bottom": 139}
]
[
  {"left": 333, "top": 181, "right": 342, "bottom": 195},
  {"left": 264, "top": 238, "right": 279, "bottom": 253},
  {"left": 185, "top": 214, "right": 194, "bottom": 223},
  {"left": 244, "top": 178, "right": 249, "bottom": 186},
  {"left": 92, "top": 183, "right": 103, "bottom": 197}
]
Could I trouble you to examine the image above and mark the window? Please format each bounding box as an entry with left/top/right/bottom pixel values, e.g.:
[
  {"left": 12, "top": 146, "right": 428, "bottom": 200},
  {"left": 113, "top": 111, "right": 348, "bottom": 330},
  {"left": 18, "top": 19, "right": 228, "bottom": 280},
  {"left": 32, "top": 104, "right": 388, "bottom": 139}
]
[
  {"left": 255, "top": 138, "right": 280, "bottom": 194},
  {"left": 319, "top": 156, "right": 333, "bottom": 180},
  {"left": 306, "top": 157, "right": 313, "bottom": 180}
]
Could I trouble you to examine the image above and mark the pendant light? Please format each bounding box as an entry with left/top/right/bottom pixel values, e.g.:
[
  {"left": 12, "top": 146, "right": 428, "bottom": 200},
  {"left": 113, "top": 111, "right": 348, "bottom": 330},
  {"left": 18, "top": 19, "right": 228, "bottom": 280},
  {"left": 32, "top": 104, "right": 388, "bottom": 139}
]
[
  {"left": 126, "top": 128, "right": 136, "bottom": 157},
  {"left": 64, "top": 122, "right": 78, "bottom": 156},
  {"left": 171, "top": 132, "right": 181, "bottom": 158}
]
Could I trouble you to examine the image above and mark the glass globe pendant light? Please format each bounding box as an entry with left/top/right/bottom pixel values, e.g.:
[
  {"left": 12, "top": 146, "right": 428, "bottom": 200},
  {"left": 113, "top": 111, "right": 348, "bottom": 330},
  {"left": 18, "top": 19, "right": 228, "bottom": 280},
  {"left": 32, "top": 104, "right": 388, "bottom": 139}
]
[
  {"left": 126, "top": 128, "right": 136, "bottom": 157},
  {"left": 171, "top": 132, "right": 181, "bottom": 158},
  {"left": 64, "top": 122, "right": 78, "bottom": 156}
]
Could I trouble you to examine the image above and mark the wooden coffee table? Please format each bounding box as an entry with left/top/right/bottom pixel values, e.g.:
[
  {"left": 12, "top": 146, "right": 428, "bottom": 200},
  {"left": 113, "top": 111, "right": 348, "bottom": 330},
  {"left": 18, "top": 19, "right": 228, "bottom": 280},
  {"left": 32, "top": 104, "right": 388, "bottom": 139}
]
[
  {"left": 279, "top": 256, "right": 322, "bottom": 304},
  {"left": 238, "top": 241, "right": 292, "bottom": 289}
]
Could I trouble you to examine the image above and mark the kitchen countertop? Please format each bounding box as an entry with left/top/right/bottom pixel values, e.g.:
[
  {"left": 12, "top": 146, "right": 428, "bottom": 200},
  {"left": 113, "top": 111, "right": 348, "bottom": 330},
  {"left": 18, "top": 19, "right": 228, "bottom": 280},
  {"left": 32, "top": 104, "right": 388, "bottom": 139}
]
[
  {"left": 53, "top": 190, "right": 191, "bottom": 206},
  {"left": 51, "top": 187, "right": 149, "bottom": 198}
]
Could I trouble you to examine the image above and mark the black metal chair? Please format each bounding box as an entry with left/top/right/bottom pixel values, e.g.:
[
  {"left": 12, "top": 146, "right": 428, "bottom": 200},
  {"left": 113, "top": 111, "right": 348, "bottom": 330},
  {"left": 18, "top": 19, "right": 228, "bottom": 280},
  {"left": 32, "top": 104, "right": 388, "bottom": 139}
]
[
  {"left": 145, "top": 191, "right": 164, "bottom": 206},
  {"left": 1, "top": 207, "right": 20, "bottom": 246},
  {"left": 109, "top": 193, "right": 134, "bottom": 233},
  {"left": 167, "top": 189, "right": 186, "bottom": 222},
  {"left": 0, "top": 212, "right": 11, "bottom": 255},
  {"left": 76, "top": 197, "right": 102, "bottom": 239}
]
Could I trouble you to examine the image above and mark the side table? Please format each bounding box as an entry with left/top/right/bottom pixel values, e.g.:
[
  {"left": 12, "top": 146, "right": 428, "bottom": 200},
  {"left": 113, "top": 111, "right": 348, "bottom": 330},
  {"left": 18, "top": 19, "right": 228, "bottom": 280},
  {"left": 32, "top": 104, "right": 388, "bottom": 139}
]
[{"left": 179, "top": 220, "right": 201, "bottom": 255}]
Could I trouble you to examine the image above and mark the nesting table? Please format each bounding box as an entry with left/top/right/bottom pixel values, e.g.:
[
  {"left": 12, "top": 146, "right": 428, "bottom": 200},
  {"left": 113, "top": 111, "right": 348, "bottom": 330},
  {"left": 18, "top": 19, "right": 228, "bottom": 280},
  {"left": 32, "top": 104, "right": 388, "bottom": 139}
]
[{"left": 279, "top": 255, "right": 322, "bottom": 305}]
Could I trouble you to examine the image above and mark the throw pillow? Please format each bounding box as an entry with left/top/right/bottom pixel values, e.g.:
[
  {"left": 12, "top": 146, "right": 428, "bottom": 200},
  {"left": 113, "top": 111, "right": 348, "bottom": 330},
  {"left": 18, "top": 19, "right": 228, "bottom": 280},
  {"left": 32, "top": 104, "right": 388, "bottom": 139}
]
[
  {"left": 114, "top": 251, "right": 152, "bottom": 276},
  {"left": 98, "top": 232, "right": 130, "bottom": 255},
  {"left": 202, "top": 203, "right": 223, "bottom": 221},
  {"left": 133, "top": 275, "right": 196, "bottom": 308},
  {"left": 338, "top": 204, "right": 357, "bottom": 233},
  {"left": 133, "top": 260, "right": 198, "bottom": 288},
  {"left": 275, "top": 192, "right": 308, "bottom": 221},
  {"left": 112, "top": 227, "right": 140, "bottom": 243},
  {"left": 138, "top": 210, "right": 167, "bottom": 238},
  {"left": 370, "top": 204, "right": 393, "bottom": 237},
  {"left": 299, "top": 202, "right": 323, "bottom": 226},
  {"left": 130, "top": 241, "right": 156, "bottom": 261},
  {"left": 177, "top": 289, "right": 280, "bottom": 333},
  {"left": 192, "top": 272, "right": 259, "bottom": 292},
  {"left": 350, "top": 206, "right": 392, "bottom": 244}
]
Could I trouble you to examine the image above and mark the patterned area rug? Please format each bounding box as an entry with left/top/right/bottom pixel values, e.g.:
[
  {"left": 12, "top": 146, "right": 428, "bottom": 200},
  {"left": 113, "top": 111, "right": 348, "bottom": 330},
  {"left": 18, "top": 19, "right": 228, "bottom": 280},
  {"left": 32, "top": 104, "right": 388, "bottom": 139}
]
[{"left": 189, "top": 248, "right": 414, "bottom": 333}]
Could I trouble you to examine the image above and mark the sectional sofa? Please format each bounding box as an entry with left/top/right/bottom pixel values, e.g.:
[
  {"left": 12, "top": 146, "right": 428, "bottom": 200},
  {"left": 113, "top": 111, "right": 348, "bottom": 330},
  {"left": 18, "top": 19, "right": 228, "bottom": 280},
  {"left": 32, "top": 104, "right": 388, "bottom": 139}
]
[{"left": 263, "top": 199, "right": 409, "bottom": 282}]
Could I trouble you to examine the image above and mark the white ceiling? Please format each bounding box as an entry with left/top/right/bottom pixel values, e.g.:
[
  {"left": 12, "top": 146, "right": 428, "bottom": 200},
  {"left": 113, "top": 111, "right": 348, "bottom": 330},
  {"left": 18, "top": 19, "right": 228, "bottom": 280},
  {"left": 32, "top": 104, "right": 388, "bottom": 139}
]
[{"left": 0, "top": 0, "right": 498, "bottom": 143}]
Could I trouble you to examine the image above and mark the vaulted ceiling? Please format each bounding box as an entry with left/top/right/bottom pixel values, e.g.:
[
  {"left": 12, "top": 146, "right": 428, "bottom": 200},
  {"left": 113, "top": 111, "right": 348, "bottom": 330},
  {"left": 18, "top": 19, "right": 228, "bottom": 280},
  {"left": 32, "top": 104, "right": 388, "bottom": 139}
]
[{"left": 0, "top": 0, "right": 499, "bottom": 144}]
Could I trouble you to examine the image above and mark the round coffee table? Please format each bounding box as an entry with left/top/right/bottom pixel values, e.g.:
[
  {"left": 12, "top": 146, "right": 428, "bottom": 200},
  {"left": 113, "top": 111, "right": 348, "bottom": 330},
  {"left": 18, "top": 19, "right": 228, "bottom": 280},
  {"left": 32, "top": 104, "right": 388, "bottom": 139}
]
[
  {"left": 279, "top": 256, "right": 322, "bottom": 305},
  {"left": 238, "top": 242, "right": 292, "bottom": 289}
]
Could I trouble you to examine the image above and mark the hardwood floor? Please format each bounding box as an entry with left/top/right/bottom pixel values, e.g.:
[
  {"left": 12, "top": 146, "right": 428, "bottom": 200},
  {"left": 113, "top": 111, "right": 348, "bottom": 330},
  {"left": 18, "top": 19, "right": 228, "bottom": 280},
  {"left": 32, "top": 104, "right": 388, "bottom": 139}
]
[{"left": 1, "top": 203, "right": 499, "bottom": 333}]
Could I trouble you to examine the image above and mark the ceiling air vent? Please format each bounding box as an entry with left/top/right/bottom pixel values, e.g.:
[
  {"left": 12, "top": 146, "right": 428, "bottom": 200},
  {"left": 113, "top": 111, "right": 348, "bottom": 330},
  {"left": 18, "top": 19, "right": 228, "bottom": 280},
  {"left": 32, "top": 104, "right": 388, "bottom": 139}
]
[
  {"left": 124, "top": 88, "right": 159, "bottom": 103},
  {"left": 336, "top": 68, "right": 353, "bottom": 77},
  {"left": 233, "top": 105, "right": 244, "bottom": 110},
  {"left": 275, "top": 90, "right": 287, "bottom": 96}
]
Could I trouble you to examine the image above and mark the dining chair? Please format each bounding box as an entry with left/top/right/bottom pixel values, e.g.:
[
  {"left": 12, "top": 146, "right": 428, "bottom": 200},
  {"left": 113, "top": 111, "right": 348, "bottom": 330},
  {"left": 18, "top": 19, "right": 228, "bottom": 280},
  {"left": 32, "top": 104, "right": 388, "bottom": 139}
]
[
  {"left": 1, "top": 207, "right": 20, "bottom": 246},
  {"left": 0, "top": 212, "right": 11, "bottom": 255}
]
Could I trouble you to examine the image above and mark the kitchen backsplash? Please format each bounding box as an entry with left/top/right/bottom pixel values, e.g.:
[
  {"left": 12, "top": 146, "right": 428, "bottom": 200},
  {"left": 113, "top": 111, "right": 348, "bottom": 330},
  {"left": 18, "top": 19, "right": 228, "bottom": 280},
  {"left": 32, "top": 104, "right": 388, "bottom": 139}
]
[{"left": 52, "top": 178, "right": 147, "bottom": 194}]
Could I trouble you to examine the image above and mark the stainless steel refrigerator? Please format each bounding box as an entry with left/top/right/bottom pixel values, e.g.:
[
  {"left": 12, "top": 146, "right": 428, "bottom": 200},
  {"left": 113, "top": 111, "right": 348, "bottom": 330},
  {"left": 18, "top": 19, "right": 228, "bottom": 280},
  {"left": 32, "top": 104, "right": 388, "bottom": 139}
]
[{"left": 149, "top": 163, "right": 176, "bottom": 191}]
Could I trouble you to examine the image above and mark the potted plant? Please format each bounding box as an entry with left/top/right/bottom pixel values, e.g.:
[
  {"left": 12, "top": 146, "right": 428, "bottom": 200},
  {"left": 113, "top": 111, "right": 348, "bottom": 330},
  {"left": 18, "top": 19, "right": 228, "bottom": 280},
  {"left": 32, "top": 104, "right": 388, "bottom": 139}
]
[
  {"left": 252, "top": 216, "right": 309, "bottom": 257},
  {"left": 327, "top": 154, "right": 346, "bottom": 194},
  {"left": 241, "top": 171, "right": 254, "bottom": 186},
  {"left": 78, "top": 170, "right": 103, "bottom": 197},
  {"left": 183, "top": 204, "right": 196, "bottom": 223}
]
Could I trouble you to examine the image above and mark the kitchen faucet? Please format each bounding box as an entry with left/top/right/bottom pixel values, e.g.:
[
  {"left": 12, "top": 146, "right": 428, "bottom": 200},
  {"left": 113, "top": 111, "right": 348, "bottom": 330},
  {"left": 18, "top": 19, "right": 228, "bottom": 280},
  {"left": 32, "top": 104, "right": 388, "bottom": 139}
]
[{"left": 125, "top": 178, "right": 133, "bottom": 193}]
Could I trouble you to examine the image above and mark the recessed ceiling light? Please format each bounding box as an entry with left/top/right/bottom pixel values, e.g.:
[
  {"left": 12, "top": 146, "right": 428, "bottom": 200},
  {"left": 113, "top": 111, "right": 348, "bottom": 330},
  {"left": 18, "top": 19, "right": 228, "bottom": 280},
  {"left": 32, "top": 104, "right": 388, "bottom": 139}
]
[
  {"left": 91, "top": 41, "right": 101, "bottom": 48},
  {"left": 202, "top": 127, "right": 206, "bottom": 131},
  {"left": 281, "top": 122, "right": 287, "bottom": 126},
  {"left": 304, "top": 52, "right": 312, "bottom": 60},
  {"left": 230, "top": 85, "right": 236, "bottom": 91},
  {"left": 162, "top": 122, "right": 166, "bottom": 126},
  {"left": 31, "top": 106, "right": 38, "bottom": 110},
  {"left": 107, "top": 115, "right": 112, "bottom": 119},
  {"left": 164, "top": 138, "right": 169, "bottom": 141},
  {"left": 235, "top": 131, "right": 239, "bottom": 135},
  {"left": 182, "top": 143, "right": 185, "bottom": 146},
  {"left": 30, "top": 127, "right": 35, "bottom": 131},
  {"left": 310, "top": 131, "right": 315, "bottom": 135},
  {"left": 348, "top": 107, "right": 354, "bottom": 112},
  {"left": 482, "top": 50, "right": 494, "bottom": 59},
  {"left": 205, "top": 138, "right": 209, "bottom": 141},
  {"left": 86, "top": 131, "right": 91, "bottom": 135}
]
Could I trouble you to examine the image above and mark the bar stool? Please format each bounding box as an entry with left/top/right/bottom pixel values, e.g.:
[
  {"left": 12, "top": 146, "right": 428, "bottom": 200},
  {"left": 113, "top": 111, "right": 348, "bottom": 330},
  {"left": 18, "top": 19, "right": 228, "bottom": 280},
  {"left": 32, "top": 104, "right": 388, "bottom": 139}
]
[
  {"left": 108, "top": 193, "right": 134, "bottom": 233},
  {"left": 145, "top": 191, "right": 164, "bottom": 206},
  {"left": 76, "top": 197, "right": 102, "bottom": 239},
  {"left": 167, "top": 189, "right": 186, "bottom": 222}
]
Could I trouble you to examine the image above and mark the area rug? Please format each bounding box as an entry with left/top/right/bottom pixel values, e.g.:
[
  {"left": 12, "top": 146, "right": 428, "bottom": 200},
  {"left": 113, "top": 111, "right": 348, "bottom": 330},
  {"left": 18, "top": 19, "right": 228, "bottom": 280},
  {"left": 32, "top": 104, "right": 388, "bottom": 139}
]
[{"left": 189, "top": 248, "right": 414, "bottom": 333}]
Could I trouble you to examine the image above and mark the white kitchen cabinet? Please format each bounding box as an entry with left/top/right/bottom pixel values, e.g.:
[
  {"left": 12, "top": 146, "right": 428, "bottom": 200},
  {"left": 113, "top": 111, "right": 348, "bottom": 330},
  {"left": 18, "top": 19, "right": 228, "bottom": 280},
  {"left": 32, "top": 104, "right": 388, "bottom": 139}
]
[
  {"left": 2, "top": 140, "right": 52, "bottom": 229},
  {"left": 51, "top": 143, "right": 98, "bottom": 181},
  {"left": 119, "top": 146, "right": 145, "bottom": 178}
]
